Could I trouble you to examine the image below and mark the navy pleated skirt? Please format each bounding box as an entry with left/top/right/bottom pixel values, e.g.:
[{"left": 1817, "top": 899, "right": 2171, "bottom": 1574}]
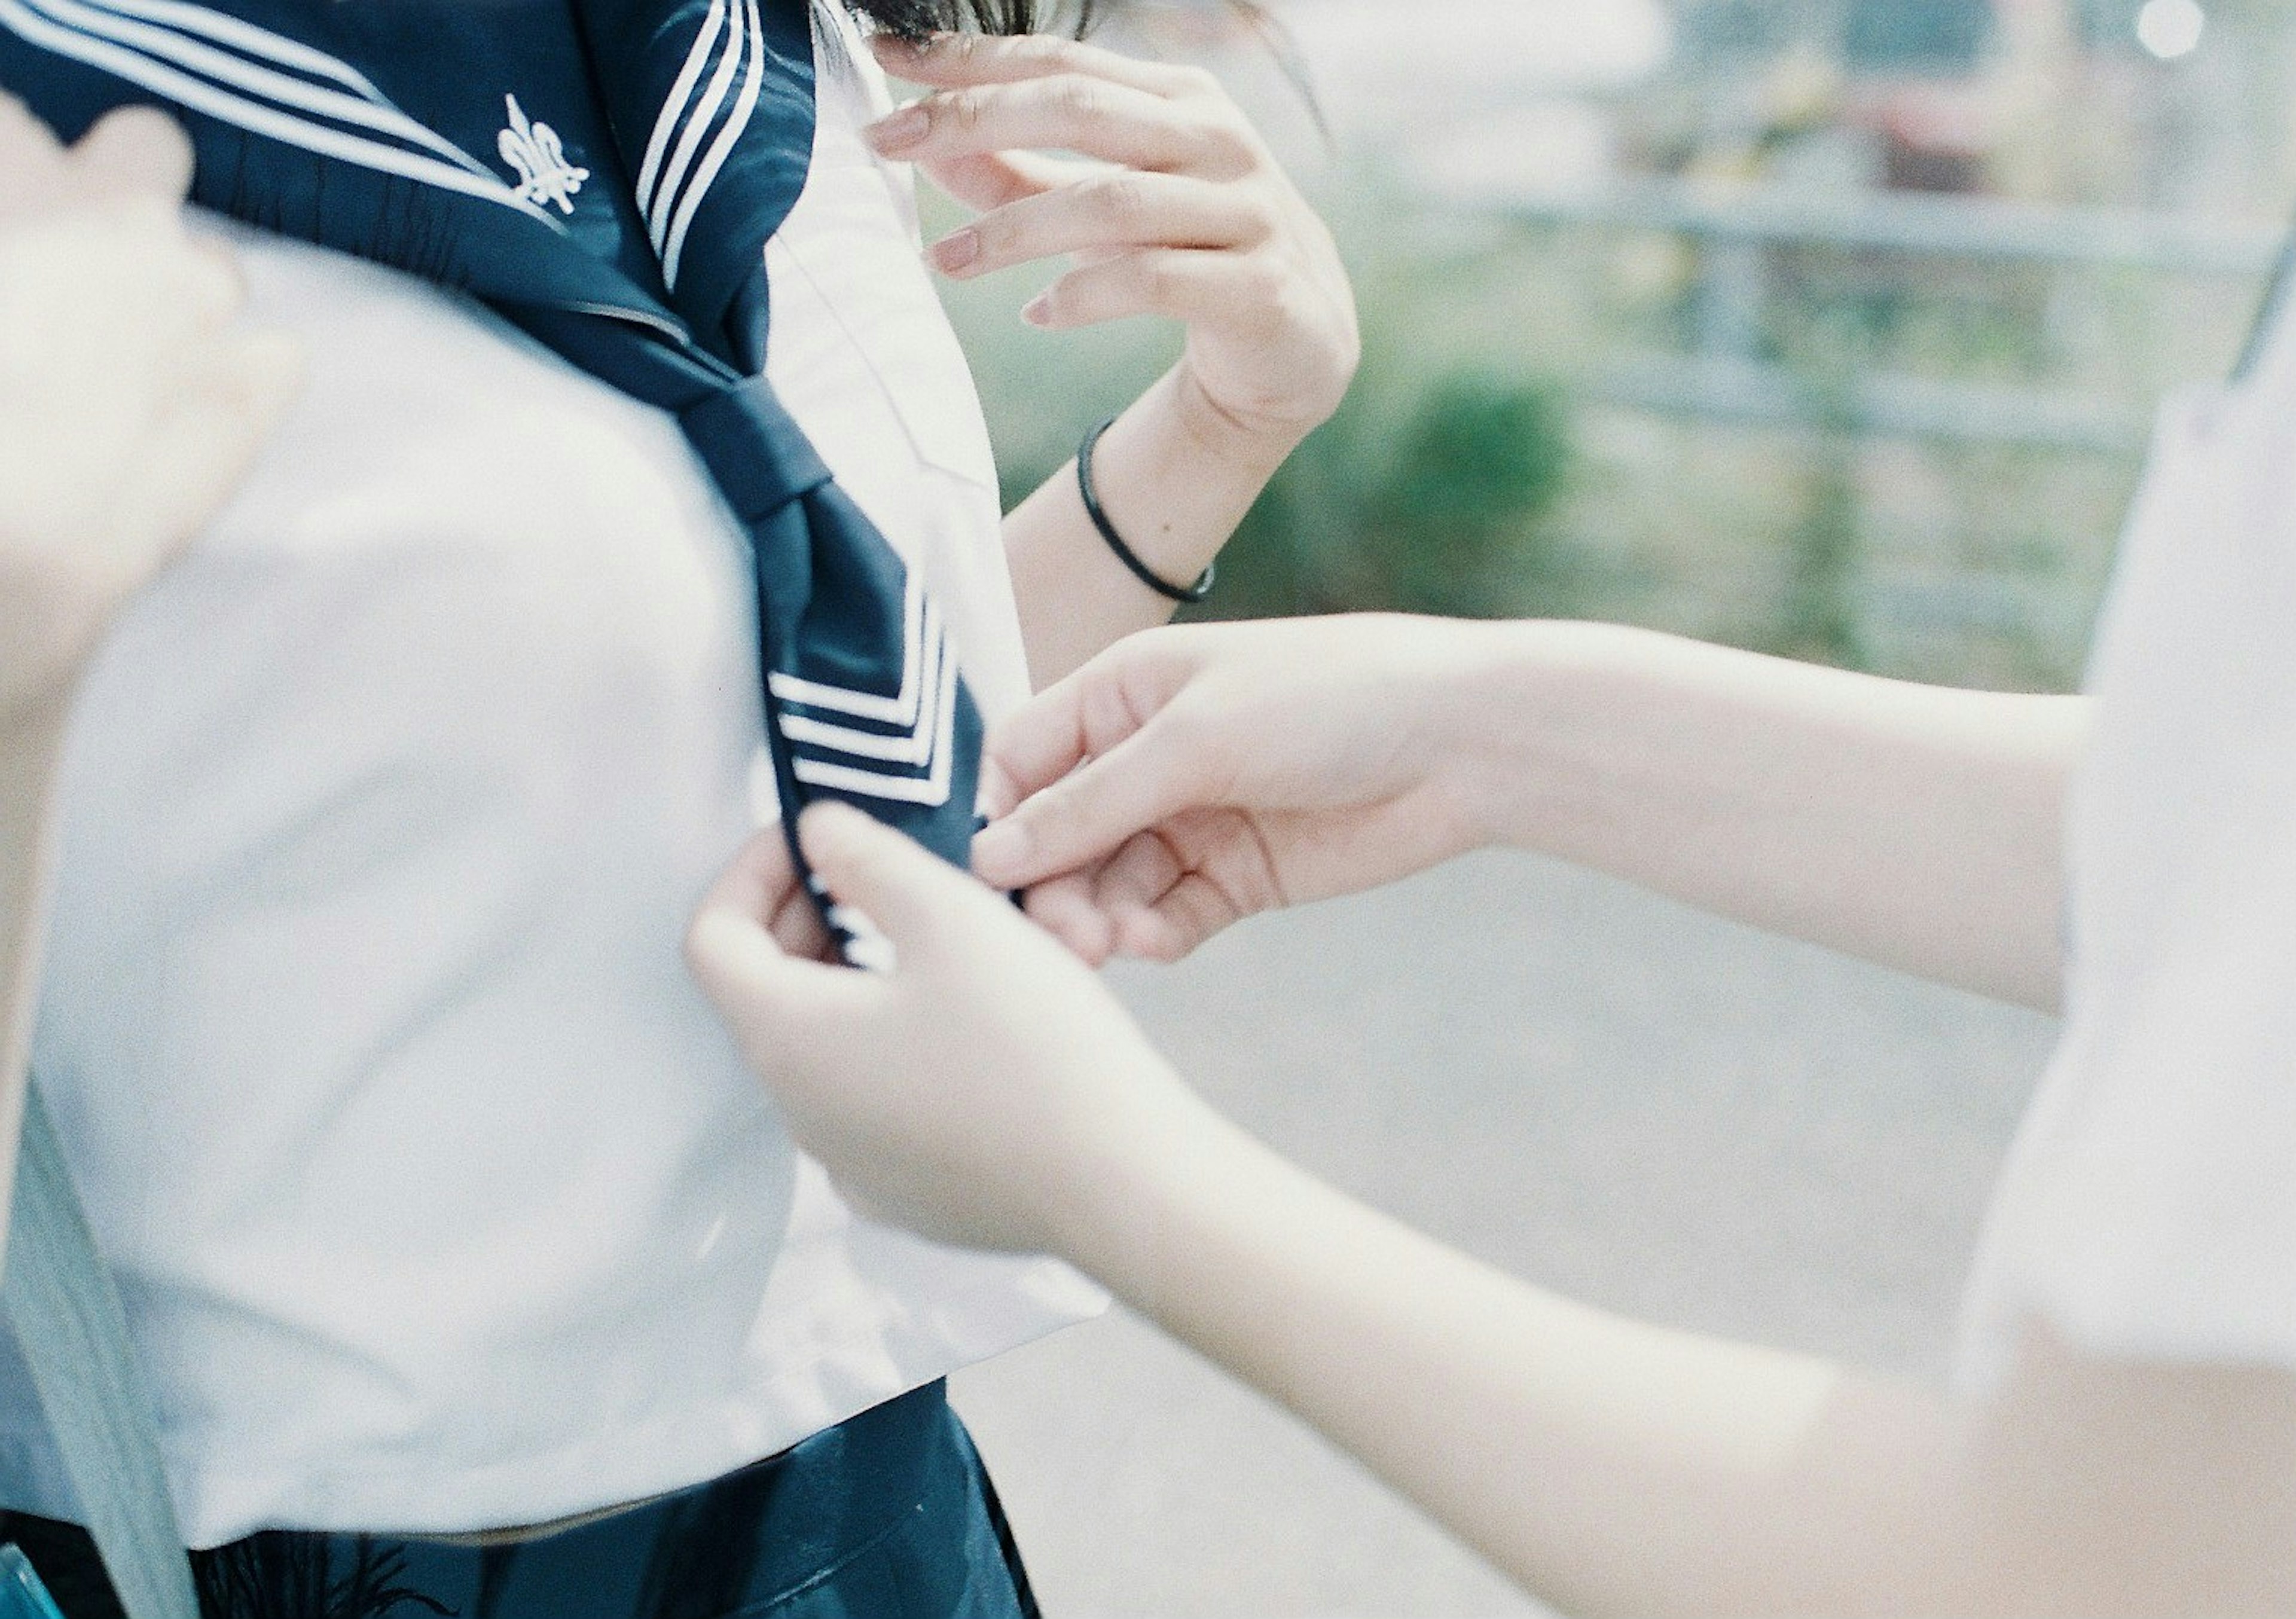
[{"left": 0, "top": 1381, "right": 1035, "bottom": 1619}]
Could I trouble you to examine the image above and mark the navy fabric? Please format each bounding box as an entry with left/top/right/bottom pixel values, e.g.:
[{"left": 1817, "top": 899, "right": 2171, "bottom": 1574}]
[
  {"left": 0, "top": 1382, "right": 1041, "bottom": 1619},
  {"left": 0, "top": 0, "right": 985, "bottom": 901}
]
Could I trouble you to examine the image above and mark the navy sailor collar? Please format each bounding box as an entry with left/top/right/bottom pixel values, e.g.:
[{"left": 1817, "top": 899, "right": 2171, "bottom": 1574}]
[{"left": 0, "top": 0, "right": 819, "bottom": 366}]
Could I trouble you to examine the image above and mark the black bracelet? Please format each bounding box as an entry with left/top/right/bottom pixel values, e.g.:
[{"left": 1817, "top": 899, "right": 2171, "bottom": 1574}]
[{"left": 1076, "top": 416, "right": 1217, "bottom": 605}]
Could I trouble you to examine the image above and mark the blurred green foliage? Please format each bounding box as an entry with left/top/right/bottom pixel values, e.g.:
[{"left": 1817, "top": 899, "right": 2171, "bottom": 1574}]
[
  {"left": 939, "top": 163, "right": 2255, "bottom": 691},
  {"left": 939, "top": 185, "right": 1583, "bottom": 629},
  {"left": 1209, "top": 367, "right": 1574, "bottom": 622},
  {"left": 1367, "top": 372, "right": 1575, "bottom": 616}
]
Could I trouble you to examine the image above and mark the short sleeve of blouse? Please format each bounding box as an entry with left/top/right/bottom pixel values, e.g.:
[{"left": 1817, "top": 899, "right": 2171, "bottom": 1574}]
[{"left": 1956, "top": 349, "right": 2296, "bottom": 1391}]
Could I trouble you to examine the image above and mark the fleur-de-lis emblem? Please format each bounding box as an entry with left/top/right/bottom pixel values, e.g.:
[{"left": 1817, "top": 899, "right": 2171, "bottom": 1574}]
[{"left": 498, "top": 94, "right": 589, "bottom": 214}]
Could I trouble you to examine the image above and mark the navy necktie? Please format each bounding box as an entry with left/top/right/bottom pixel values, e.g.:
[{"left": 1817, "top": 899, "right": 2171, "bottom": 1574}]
[{"left": 0, "top": 0, "right": 984, "bottom": 951}]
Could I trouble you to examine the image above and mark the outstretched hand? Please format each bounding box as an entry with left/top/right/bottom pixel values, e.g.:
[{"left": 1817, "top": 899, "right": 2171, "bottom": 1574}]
[
  {"left": 970, "top": 616, "right": 1507, "bottom": 965},
  {"left": 685, "top": 804, "right": 1198, "bottom": 1258},
  {"left": 0, "top": 97, "right": 301, "bottom": 720}
]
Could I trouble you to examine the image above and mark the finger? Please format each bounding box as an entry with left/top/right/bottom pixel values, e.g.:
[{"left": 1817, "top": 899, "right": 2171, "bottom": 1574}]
[
  {"left": 131, "top": 205, "right": 246, "bottom": 337},
  {"left": 105, "top": 329, "right": 301, "bottom": 564},
  {"left": 981, "top": 675, "right": 1098, "bottom": 823},
  {"left": 798, "top": 802, "right": 998, "bottom": 957},
  {"left": 983, "top": 633, "right": 1190, "bottom": 820},
  {"left": 698, "top": 826, "right": 789, "bottom": 920},
  {"left": 0, "top": 94, "right": 61, "bottom": 154},
  {"left": 867, "top": 77, "right": 1253, "bottom": 178},
  {"left": 927, "top": 172, "right": 1265, "bottom": 281},
  {"left": 684, "top": 903, "right": 859, "bottom": 1030},
  {"left": 1113, "top": 871, "right": 1242, "bottom": 963},
  {"left": 696, "top": 827, "right": 835, "bottom": 961},
  {"left": 100, "top": 201, "right": 247, "bottom": 344},
  {"left": 1022, "top": 247, "right": 1265, "bottom": 332},
  {"left": 871, "top": 30, "right": 1212, "bottom": 100},
  {"left": 0, "top": 95, "right": 66, "bottom": 169},
  {"left": 0, "top": 96, "right": 72, "bottom": 217},
  {"left": 1087, "top": 829, "right": 1236, "bottom": 963},
  {"left": 971, "top": 722, "right": 1205, "bottom": 891},
  {"left": 69, "top": 106, "right": 195, "bottom": 202},
  {"left": 1091, "top": 827, "right": 1186, "bottom": 920},
  {"left": 686, "top": 829, "right": 865, "bottom": 1022},
  {"left": 912, "top": 149, "right": 1085, "bottom": 213},
  {"left": 768, "top": 866, "right": 836, "bottom": 961},
  {"left": 1019, "top": 868, "right": 1116, "bottom": 966}
]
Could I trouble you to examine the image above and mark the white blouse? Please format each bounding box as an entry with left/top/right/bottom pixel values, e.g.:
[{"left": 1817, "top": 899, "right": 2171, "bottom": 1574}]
[
  {"left": 1957, "top": 292, "right": 2296, "bottom": 1391},
  {"left": 0, "top": 9, "right": 1100, "bottom": 1546}
]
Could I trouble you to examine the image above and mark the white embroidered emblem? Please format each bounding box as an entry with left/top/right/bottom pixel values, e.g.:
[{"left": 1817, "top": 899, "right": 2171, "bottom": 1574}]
[{"left": 497, "top": 94, "right": 590, "bottom": 214}]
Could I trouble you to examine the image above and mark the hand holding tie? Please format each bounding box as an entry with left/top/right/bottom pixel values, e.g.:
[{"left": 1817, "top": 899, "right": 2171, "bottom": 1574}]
[
  {"left": 970, "top": 616, "right": 1510, "bottom": 964},
  {"left": 686, "top": 801, "right": 1194, "bottom": 1259}
]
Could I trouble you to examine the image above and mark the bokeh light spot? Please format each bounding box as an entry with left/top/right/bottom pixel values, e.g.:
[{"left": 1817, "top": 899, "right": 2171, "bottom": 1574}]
[{"left": 2136, "top": 0, "right": 2206, "bottom": 60}]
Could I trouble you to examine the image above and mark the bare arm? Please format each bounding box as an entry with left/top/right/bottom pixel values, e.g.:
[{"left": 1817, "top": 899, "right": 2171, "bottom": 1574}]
[
  {"left": 863, "top": 32, "right": 1357, "bottom": 686},
  {"left": 1000, "top": 365, "right": 1296, "bottom": 683},
  {"left": 689, "top": 807, "right": 2296, "bottom": 1618},
  {"left": 0, "top": 100, "right": 299, "bottom": 1253},
  {"left": 972, "top": 616, "right": 2083, "bottom": 1010},
  {"left": 1468, "top": 623, "right": 2084, "bottom": 1011},
  {"left": 1070, "top": 1099, "right": 2290, "bottom": 1617}
]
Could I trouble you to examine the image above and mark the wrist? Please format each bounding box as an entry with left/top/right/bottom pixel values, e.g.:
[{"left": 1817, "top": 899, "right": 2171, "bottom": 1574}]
[
  {"left": 1080, "top": 372, "right": 1294, "bottom": 601},
  {"left": 1043, "top": 1062, "right": 1253, "bottom": 1301},
  {"left": 1164, "top": 363, "right": 1312, "bottom": 486},
  {"left": 1402, "top": 616, "right": 1550, "bottom": 854},
  {"left": 1433, "top": 619, "right": 1628, "bottom": 855}
]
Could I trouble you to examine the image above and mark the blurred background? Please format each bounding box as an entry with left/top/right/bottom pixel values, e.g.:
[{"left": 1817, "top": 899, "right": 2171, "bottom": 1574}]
[
  {"left": 937, "top": 0, "right": 2296, "bottom": 688},
  {"left": 936, "top": 2, "right": 2296, "bottom": 1614}
]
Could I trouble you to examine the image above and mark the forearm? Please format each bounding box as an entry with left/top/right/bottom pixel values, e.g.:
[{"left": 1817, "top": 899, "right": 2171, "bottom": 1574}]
[
  {"left": 1062, "top": 1093, "right": 2279, "bottom": 1617},
  {"left": 1004, "top": 366, "right": 1292, "bottom": 687},
  {"left": 1450, "top": 622, "right": 2086, "bottom": 1010},
  {"left": 1066, "top": 1099, "right": 1905, "bottom": 1613}
]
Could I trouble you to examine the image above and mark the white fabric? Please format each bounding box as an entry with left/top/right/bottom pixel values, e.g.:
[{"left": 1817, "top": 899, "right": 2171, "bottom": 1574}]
[
  {"left": 1, "top": 9, "right": 1102, "bottom": 1546},
  {"left": 1956, "top": 295, "right": 2296, "bottom": 1390}
]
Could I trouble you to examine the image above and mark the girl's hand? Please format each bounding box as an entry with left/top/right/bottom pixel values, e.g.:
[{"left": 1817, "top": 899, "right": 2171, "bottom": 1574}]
[
  {"left": 685, "top": 804, "right": 1198, "bottom": 1258},
  {"left": 867, "top": 30, "right": 1358, "bottom": 454},
  {"left": 972, "top": 616, "right": 1509, "bottom": 966},
  {"left": 0, "top": 97, "right": 301, "bottom": 722}
]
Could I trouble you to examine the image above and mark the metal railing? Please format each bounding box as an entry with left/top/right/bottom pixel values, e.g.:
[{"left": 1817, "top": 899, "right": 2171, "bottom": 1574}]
[{"left": 1495, "top": 178, "right": 2286, "bottom": 450}]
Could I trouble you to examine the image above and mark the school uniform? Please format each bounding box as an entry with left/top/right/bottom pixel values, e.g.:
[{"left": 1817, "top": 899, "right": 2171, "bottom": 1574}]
[
  {"left": 0, "top": 0, "right": 1100, "bottom": 1608},
  {"left": 1958, "top": 262, "right": 2296, "bottom": 1389}
]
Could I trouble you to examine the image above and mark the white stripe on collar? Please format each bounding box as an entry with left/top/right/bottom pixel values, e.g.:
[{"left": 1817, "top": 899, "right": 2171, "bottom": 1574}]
[
  {"left": 660, "top": 0, "right": 765, "bottom": 288},
  {"left": 633, "top": 0, "right": 727, "bottom": 218},
  {"left": 644, "top": 0, "right": 746, "bottom": 254},
  {"left": 0, "top": 0, "right": 553, "bottom": 221}
]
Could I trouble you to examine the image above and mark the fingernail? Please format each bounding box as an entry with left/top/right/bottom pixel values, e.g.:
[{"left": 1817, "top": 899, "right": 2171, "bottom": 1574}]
[
  {"left": 1020, "top": 294, "right": 1053, "bottom": 327},
  {"left": 866, "top": 105, "right": 929, "bottom": 153},
  {"left": 929, "top": 227, "right": 980, "bottom": 273}
]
